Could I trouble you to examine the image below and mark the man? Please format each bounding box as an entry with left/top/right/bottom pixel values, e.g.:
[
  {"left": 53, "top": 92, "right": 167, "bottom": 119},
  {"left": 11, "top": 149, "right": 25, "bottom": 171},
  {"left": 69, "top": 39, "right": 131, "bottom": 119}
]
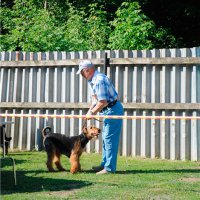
[{"left": 77, "top": 60, "right": 124, "bottom": 174}]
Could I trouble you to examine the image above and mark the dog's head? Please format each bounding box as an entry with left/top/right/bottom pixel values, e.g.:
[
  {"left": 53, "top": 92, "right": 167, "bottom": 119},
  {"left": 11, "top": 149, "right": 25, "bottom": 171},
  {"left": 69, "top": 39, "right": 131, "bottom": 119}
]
[
  {"left": 42, "top": 126, "right": 52, "bottom": 137},
  {"left": 82, "top": 126, "right": 101, "bottom": 140}
]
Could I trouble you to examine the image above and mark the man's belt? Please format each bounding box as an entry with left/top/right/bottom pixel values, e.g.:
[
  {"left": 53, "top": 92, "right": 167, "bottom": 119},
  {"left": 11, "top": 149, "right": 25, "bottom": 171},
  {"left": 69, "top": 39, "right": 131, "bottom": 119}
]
[{"left": 102, "top": 99, "right": 118, "bottom": 111}]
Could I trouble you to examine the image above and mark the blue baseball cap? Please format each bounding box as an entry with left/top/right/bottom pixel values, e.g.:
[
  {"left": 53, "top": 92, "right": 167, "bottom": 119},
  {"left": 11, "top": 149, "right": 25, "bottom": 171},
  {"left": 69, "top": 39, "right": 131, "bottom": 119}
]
[{"left": 76, "top": 60, "right": 94, "bottom": 75}]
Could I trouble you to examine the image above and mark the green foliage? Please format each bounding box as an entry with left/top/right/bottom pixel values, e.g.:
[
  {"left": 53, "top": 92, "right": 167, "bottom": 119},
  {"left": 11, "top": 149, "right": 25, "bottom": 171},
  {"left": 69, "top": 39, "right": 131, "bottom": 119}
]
[
  {"left": 86, "top": 3, "right": 111, "bottom": 50},
  {"left": 23, "top": 10, "right": 68, "bottom": 51},
  {"left": 63, "top": 4, "right": 88, "bottom": 51},
  {"left": 64, "top": 3, "right": 110, "bottom": 51},
  {"left": 0, "top": 0, "right": 178, "bottom": 51},
  {"left": 152, "top": 27, "right": 177, "bottom": 48},
  {"left": 0, "top": 0, "right": 69, "bottom": 51},
  {"left": 108, "top": 2, "right": 176, "bottom": 50},
  {"left": 0, "top": 1, "right": 110, "bottom": 51}
]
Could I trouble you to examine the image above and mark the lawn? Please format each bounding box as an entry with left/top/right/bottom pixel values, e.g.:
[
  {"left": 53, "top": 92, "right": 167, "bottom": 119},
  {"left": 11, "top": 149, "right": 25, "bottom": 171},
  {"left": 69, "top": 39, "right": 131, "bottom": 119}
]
[{"left": 1, "top": 151, "right": 200, "bottom": 200}]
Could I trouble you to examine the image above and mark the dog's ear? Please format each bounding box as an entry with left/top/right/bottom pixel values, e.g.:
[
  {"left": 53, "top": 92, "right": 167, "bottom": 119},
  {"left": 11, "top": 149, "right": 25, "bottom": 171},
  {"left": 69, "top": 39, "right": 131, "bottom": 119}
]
[{"left": 82, "top": 127, "right": 87, "bottom": 134}]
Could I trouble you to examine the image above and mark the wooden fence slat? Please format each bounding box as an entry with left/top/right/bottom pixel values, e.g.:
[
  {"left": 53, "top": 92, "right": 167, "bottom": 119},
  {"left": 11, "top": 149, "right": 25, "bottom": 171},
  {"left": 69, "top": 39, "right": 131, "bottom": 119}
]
[
  {"left": 0, "top": 68, "right": 4, "bottom": 101},
  {"left": 151, "top": 111, "right": 156, "bottom": 158},
  {"left": 131, "top": 110, "right": 137, "bottom": 156},
  {"left": 191, "top": 111, "right": 197, "bottom": 161},
  {"left": 122, "top": 110, "right": 128, "bottom": 156},
  {"left": 1, "top": 57, "right": 200, "bottom": 68},
  {"left": 141, "top": 111, "right": 146, "bottom": 157},
  {"left": 180, "top": 112, "right": 186, "bottom": 160},
  {"left": 1, "top": 102, "right": 199, "bottom": 110}
]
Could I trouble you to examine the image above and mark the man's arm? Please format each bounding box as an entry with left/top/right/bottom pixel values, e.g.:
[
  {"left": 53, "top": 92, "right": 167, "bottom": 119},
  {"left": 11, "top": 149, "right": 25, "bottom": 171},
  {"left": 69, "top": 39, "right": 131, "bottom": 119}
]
[
  {"left": 86, "top": 100, "right": 108, "bottom": 116},
  {"left": 90, "top": 100, "right": 108, "bottom": 114}
]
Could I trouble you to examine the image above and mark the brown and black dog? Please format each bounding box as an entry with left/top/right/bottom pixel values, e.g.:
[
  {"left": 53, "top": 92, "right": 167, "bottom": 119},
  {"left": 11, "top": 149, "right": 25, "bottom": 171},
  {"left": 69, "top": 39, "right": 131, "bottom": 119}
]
[{"left": 42, "top": 126, "right": 100, "bottom": 173}]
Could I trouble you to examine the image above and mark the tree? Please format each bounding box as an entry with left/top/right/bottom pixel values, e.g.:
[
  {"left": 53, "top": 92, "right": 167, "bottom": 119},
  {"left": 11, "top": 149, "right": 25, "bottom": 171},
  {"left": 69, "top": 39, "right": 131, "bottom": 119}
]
[
  {"left": 63, "top": 4, "right": 88, "bottom": 51},
  {"left": 1, "top": 0, "right": 198, "bottom": 51},
  {"left": 108, "top": 2, "right": 176, "bottom": 50},
  {"left": 63, "top": 3, "right": 110, "bottom": 51},
  {"left": 86, "top": 3, "right": 111, "bottom": 50},
  {"left": 0, "top": 0, "right": 69, "bottom": 51},
  {"left": 0, "top": 1, "right": 111, "bottom": 51}
]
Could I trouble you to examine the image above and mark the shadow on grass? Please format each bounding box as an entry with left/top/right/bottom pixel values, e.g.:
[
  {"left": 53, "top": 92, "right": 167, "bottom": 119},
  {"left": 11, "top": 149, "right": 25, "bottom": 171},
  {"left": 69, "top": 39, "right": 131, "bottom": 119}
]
[
  {"left": 1, "top": 157, "right": 28, "bottom": 167},
  {"left": 82, "top": 168, "right": 200, "bottom": 175},
  {"left": 116, "top": 169, "right": 200, "bottom": 174},
  {"left": 1, "top": 169, "right": 92, "bottom": 195}
]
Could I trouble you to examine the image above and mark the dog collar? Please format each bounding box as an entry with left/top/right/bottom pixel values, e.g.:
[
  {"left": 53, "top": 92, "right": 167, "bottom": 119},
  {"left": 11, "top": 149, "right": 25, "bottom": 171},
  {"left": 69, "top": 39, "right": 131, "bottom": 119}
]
[{"left": 80, "top": 133, "right": 89, "bottom": 148}]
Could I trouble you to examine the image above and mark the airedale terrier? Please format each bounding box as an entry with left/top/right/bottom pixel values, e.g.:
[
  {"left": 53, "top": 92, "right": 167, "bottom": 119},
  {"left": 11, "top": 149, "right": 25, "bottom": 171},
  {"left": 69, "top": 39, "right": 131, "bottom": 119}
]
[{"left": 42, "top": 125, "right": 100, "bottom": 173}]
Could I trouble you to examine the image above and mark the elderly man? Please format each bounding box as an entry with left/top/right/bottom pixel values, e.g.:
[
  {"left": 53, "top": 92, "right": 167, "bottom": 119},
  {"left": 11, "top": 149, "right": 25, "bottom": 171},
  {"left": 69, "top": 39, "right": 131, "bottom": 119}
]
[{"left": 77, "top": 60, "right": 124, "bottom": 174}]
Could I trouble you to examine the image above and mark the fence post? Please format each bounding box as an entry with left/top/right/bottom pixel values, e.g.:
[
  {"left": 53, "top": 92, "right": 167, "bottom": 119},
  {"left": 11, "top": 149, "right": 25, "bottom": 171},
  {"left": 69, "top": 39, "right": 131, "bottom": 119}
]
[{"left": 104, "top": 52, "right": 109, "bottom": 75}]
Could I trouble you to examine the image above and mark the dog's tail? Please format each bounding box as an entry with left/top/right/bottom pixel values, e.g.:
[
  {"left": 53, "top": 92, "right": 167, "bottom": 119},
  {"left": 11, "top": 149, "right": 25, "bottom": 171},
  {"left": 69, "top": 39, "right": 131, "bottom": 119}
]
[{"left": 42, "top": 126, "right": 52, "bottom": 137}]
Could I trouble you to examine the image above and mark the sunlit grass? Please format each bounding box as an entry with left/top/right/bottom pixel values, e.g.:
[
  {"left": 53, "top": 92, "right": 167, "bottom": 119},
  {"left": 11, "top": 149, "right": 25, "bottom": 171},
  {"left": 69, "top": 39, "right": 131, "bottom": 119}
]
[{"left": 1, "top": 151, "right": 200, "bottom": 200}]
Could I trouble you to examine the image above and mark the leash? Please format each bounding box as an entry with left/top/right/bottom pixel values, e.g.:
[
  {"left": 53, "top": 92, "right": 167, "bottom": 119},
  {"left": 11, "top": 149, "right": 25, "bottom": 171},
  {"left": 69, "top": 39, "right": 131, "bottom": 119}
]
[
  {"left": 82, "top": 118, "right": 103, "bottom": 132},
  {"left": 82, "top": 119, "right": 87, "bottom": 131},
  {"left": 94, "top": 118, "right": 103, "bottom": 123}
]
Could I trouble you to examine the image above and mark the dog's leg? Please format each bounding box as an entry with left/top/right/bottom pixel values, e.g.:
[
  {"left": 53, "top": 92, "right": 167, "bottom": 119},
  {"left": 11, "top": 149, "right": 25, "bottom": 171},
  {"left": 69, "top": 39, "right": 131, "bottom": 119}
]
[
  {"left": 70, "top": 140, "right": 83, "bottom": 173},
  {"left": 46, "top": 152, "right": 56, "bottom": 172},
  {"left": 76, "top": 156, "right": 81, "bottom": 172},
  {"left": 54, "top": 152, "right": 66, "bottom": 171},
  {"left": 70, "top": 152, "right": 80, "bottom": 174},
  {"left": 70, "top": 152, "right": 78, "bottom": 174}
]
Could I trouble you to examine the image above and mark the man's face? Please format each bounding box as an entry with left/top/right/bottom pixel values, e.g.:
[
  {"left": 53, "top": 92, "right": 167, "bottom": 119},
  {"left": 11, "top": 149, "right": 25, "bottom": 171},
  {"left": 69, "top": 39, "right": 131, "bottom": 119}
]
[{"left": 81, "top": 68, "right": 91, "bottom": 80}]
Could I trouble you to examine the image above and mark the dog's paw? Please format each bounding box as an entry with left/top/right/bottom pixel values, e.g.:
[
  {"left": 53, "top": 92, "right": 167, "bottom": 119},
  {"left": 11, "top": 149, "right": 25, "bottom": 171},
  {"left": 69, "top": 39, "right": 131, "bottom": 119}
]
[
  {"left": 48, "top": 169, "right": 56, "bottom": 172},
  {"left": 59, "top": 168, "right": 66, "bottom": 172},
  {"left": 70, "top": 169, "right": 78, "bottom": 174}
]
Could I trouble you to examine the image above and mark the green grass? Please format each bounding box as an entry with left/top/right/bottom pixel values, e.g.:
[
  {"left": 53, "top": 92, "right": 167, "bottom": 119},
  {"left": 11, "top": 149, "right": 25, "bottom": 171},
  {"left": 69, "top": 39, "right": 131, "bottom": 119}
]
[{"left": 1, "top": 151, "right": 200, "bottom": 200}]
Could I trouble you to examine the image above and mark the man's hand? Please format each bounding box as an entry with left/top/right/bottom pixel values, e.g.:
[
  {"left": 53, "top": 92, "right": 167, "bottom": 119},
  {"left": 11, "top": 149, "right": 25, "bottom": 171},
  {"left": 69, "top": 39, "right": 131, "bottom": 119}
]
[{"left": 85, "top": 100, "right": 107, "bottom": 120}]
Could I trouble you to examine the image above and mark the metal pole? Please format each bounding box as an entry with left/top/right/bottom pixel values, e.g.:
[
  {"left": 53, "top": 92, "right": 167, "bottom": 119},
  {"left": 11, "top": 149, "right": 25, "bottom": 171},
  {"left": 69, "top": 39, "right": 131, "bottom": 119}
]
[
  {"left": 104, "top": 52, "right": 108, "bottom": 75},
  {"left": 2, "top": 125, "right": 6, "bottom": 157}
]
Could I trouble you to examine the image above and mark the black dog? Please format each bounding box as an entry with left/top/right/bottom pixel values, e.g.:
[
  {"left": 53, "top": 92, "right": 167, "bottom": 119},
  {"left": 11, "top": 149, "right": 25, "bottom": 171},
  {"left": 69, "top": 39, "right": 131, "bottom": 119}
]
[
  {"left": 42, "top": 126, "right": 100, "bottom": 173},
  {"left": 0, "top": 125, "right": 12, "bottom": 155}
]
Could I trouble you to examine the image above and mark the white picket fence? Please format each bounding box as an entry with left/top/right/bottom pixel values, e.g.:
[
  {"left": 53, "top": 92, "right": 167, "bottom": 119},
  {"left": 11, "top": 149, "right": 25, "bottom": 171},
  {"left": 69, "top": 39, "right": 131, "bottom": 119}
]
[{"left": 0, "top": 48, "right": 200, "bottom": 161}]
